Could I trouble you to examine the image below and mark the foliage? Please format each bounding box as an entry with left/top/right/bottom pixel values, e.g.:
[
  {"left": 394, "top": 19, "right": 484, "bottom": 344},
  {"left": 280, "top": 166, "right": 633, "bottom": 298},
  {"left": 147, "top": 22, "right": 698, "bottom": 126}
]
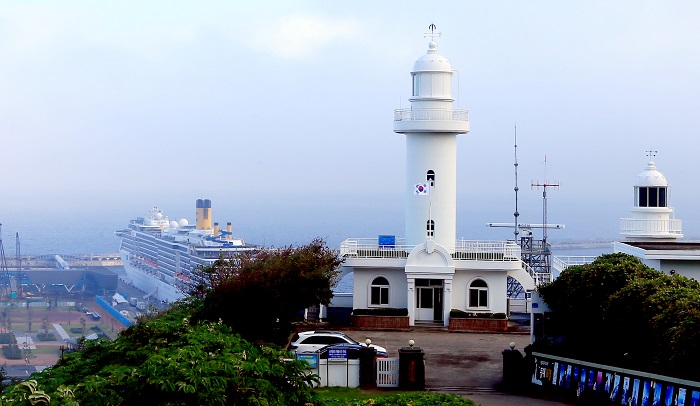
[
  {"left": 352, "top": 308, "right": 408, "bottom": 316},
  {"left": 191, "top": 238, "right": 343, "bottom": 344},
  {"left": 23, "top": 298, "right": 319, "bottom": 405},
  {"left": 36, "top": 333, "right": 57, "bottom": 342},
  {"left": 536, "top": 253, "right": 700, "bottom": 380},
  {"left": 449, "top": 310, "right": 506, "bottom": 319},
  {"left": 0, "top": 333, "right": 15, "bottom": 344},
  {"left": 315, "top": 388, "right": 474, "bottom": 405},
  {"left": 2, "top": 344, "right": 23, "bottom": 360}
]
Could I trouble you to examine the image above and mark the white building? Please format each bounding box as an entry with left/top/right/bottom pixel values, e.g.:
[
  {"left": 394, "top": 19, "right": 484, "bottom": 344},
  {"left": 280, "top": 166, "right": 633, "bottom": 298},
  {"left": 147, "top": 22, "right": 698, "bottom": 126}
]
[
  {"left": 613, "top": 158, "right": 700, "bottom": 281},
  {"left": 337, "top": 35, "right": 534, "bottom": 327}
]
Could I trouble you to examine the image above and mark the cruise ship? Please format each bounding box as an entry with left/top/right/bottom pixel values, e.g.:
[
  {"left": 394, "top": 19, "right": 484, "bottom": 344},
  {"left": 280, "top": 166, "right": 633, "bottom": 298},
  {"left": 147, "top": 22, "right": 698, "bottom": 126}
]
[{"left": 115, "top": 199, "right": 257, "bottom": 303}]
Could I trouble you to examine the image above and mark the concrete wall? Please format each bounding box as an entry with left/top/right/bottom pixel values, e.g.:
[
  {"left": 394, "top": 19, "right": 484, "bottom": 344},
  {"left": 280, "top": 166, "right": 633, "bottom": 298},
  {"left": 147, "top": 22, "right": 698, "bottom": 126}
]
[
  {"left": 451, "top": 270, "right": 507, "bottom": 314},
  {"left": 352, "top": 267, "right": 407, "bottom": 309}
]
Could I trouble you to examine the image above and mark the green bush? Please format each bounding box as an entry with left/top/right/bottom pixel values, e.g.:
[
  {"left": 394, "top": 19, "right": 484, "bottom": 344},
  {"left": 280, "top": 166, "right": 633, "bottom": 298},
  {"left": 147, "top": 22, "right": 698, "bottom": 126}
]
[
  {"left": 2, "top": 344, "right": 23, "bottom": 359},
  {"left": 352, "top": 308, "right": 408, "bottom": 316},
  {"left": 449, "top": 310, "right": 506, "bottom": 319},
  {"left": 0, "top": 333, "right": 16, "bottom": 344},
  {"left": 69, "top": 328, "right": 83, "bottom": 334},
  {"left": 37, "top": 332, "right": 57, "bottom": 341}
]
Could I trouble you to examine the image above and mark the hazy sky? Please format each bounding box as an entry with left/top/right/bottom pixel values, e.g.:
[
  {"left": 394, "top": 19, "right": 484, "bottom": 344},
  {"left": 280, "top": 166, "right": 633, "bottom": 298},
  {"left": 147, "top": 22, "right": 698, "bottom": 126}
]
[{"left": 2, "top": 1, "right": 700, "bottom": 253}]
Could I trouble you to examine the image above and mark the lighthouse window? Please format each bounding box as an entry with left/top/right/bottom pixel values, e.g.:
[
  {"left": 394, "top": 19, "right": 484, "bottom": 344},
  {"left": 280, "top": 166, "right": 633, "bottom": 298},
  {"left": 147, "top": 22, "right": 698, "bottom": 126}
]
[
  {"left": 637, "top": 186, "right": 667, "bottom": 208},
  {"left": 427, "top": 220, "right": 435, "bottom": 237},
  {"left": 638, "top": 187, "right": 648, "bottom": 207},
  {"left": 427, "top": 170, "right": 435, "bottom": 186},
  {"left": 659, "top": 188, "right": 667, "bottom": 207},
  {"left": 370, "top": 276, "right": 390, "bottom": 306},
  {"left": 412, "top": 74, "right": 420, "bottom": 96},
  {"left": 649, "top": 187, "right": 658, "bottom": 207}
]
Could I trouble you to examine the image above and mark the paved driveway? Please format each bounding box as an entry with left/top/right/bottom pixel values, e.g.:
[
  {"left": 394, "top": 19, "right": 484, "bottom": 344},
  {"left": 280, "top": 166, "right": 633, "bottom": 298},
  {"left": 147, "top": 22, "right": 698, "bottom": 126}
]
[{"left": 341, "top": 329, "right": 571, "bottom": 405}]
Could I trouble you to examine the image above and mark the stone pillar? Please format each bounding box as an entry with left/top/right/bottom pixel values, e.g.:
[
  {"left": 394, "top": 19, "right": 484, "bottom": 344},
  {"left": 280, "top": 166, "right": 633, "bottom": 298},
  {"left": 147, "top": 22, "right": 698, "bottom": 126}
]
[{"left": 399, "top": 345, "right": 425, "bottom": 390}]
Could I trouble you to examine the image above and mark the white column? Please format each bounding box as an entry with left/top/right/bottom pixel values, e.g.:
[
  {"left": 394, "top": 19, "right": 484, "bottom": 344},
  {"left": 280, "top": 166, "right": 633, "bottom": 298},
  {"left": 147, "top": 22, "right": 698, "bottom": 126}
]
[
  {"left": 407, "top": 278, "right": 415, "bottom": 326},
  {"left": 443, "top": 279, "right": 452, "bottom": 327}
]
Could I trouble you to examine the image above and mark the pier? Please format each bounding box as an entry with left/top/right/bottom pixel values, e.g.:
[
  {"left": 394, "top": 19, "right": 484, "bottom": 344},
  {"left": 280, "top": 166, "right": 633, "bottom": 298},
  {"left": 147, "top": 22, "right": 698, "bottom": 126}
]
[{"left": 4, "top": 254, "right": 122, "bottom": 269}]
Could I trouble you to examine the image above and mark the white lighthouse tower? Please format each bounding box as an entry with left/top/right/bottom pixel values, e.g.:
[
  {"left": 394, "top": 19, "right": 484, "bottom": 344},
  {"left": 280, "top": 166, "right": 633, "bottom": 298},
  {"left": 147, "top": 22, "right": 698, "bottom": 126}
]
[
  {"left": 619, "top": 156, "right": 683, "bottom": 241},
  {"left": 394, "top": 33, "right": 469, "bottom": 249}
]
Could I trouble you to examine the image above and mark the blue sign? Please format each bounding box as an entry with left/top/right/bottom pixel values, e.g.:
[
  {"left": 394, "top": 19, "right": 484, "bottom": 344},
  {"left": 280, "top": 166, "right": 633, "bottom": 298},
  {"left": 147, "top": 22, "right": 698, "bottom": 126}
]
[
  {"left": 378, "top": 235, "right": 395, "bottom": 248},
  {"left": 296, "top": 353, "right": 318, "bottom": 368},
  {"left": 327, "top": 348, "right": 348, "bottom": 360}
]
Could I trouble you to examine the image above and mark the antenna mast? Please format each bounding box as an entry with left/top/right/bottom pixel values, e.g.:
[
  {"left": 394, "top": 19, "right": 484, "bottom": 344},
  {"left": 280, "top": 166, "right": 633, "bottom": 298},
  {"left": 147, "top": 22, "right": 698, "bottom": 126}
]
[
  {"left": 513, "top": 124, "right": 519, "bottom": 241},
  {"left": 532, "top": 156, "right": 560, "bottom": 248}
]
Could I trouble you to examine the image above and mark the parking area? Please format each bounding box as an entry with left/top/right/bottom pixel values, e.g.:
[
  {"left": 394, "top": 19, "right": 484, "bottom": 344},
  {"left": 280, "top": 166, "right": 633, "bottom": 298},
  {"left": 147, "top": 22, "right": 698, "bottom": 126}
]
[{"left": 335, "top": 329, "right": 570, "bottom": 405}]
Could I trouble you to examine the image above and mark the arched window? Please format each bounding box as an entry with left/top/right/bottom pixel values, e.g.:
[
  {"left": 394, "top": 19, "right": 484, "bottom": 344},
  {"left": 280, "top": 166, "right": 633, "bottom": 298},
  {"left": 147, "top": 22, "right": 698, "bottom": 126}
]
[
  {"left": 370, "top": 276, "right": 389, "bottom": 306},
  {"left": 468, "top": 279, "right": 488, "bottom": 308},
  {"left": 427, "top": 170, "right": 435, "bottom": 187},
  {"left": 427, "top": 220, "right": 435, "bottom": 238}
]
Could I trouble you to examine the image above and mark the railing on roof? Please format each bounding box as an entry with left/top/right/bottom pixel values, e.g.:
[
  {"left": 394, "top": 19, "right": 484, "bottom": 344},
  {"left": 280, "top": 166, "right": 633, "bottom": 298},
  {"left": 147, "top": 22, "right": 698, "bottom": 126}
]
[
  {"left": 619, "top": 218, "right": 683, "bottom": 235},
  {"left": 393, "top": 108, "right": 469, "bottom": 122},
  {"left": 340, "top": 238, "right": 520, "bottom": 261},
  {"left": 551, "top": 255, "right": 597, "bottom": 274}
]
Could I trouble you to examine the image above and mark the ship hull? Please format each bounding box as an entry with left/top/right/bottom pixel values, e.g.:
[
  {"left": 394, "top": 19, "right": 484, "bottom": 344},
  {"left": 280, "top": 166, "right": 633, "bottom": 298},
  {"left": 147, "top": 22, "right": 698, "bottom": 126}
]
[{"left": 120, "top": 250, "right": 186, "bottom": 303}]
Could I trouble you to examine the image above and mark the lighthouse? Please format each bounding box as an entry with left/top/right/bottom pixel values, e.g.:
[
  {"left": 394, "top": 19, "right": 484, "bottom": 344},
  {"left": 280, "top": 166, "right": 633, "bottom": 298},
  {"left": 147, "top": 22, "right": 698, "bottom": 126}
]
[
  {"left": 619, "top": 157, "right": 683, "bottom": 241},
  {"left": 337, "top": 29, "right": 529, "bottom": 329},
  {"left": 394, "top": 36, "right": 469, "bottom": 249}
]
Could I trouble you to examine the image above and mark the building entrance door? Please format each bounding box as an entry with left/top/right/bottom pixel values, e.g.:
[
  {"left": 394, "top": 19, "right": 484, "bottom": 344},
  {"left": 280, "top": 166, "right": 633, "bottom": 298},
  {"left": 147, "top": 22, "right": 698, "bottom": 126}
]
[{"left": 415, "top": 279, "right": 444, "bottom": 323}]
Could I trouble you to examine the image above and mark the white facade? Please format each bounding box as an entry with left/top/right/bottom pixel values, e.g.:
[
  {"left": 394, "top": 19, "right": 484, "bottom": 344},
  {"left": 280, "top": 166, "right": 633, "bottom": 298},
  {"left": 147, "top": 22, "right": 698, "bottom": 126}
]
[{"left": 339, "top": 36, "right": 533, "bottom": 327}]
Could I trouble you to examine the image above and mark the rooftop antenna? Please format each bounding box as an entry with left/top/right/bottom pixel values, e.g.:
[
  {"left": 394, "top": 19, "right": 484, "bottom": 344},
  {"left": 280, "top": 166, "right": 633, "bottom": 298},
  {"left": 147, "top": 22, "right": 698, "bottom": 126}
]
[
  {"left": 513, "top": 124, "right": 519, "bottom": 241},
  {"left": 532, "top": 156, "right": 560, "bottom": 247},
  {"left": 16, "top": 232, "right": 20, "bottom": 271},
  {"left": 424, "top": 23, "right": 441, "bottom": 40},
  {"left": 0, "top": 224, "right": 9, "bottom": 296},
  {"left": 646, "top": 149, "right": 657, "bottom": 159}
]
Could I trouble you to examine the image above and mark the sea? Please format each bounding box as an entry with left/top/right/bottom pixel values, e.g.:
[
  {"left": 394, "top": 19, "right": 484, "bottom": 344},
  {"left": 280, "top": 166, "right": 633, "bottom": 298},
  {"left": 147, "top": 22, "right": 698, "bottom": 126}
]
[{"left": 0, "top": 210, "right": 613, "bottom": 259}]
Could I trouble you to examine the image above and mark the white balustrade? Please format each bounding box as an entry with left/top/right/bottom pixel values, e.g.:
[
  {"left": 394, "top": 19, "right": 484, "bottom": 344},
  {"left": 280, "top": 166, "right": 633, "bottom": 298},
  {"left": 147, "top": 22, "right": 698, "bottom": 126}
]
[{"left": 393, "top": 108, "right": 469, "bottom": 122}]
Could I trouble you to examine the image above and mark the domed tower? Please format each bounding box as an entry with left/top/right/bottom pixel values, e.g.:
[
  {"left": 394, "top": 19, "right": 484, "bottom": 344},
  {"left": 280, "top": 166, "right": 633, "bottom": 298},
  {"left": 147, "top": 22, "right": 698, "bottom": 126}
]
[
  {"left": 620, "top": 158, "right": 683, "bottom": 241},
  {"left": 394, "top": 34, "right": 469, "bottom": 249}
]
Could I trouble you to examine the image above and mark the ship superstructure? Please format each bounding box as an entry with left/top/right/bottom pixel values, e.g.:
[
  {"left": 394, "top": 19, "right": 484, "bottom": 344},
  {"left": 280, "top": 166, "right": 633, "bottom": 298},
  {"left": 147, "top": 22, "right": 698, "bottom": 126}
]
[{"left": 116, "top": 199, "right": 256, "bottom": 303}]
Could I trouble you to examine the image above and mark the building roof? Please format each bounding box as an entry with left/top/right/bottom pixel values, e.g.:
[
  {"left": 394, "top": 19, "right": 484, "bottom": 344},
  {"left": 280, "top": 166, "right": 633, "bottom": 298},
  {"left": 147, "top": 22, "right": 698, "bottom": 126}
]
[{"left": 623, "top": 241, "right": 700, "bottom": 251}]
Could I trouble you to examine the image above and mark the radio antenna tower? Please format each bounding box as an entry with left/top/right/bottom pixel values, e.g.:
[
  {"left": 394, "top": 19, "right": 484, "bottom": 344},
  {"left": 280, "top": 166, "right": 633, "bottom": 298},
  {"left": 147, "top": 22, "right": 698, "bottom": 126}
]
[
  {"left": 513, "top": 125, "right": 520, "bottom": 241},
  {"left": 532, "top": 156, "right": 560, "bottom": 248},
  {"left": 16, "top": 233, "right": 21, "bottom": 271},
  {"left": 0, "top": 224, "right": 9, "bottom": 295}
]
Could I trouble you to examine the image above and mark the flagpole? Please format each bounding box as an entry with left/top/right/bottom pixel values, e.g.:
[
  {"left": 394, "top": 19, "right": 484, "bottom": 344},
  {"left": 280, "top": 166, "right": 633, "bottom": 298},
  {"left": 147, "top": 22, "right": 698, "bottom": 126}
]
[{"left": 429, "top": 184, "right": 433, "bottom": 240}]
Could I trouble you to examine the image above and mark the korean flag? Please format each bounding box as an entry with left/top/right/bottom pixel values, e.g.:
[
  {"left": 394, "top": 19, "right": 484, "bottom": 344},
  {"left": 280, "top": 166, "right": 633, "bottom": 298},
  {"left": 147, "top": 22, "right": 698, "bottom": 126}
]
[{"left": 414, "top": 183, "right": 430, "bottom": 195}]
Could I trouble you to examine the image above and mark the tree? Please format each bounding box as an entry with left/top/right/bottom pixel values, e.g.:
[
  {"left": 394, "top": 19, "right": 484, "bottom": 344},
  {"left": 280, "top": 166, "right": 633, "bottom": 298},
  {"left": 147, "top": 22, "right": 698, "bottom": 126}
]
[
  {"left": 536, "top": 253, "right": 700, "bottom": 380},
  {"left": 30, "top": 299, "right": 318, "bottom": 405},
  {"left": 191, "top": 238, "right": 342, "bottom": 344},
  {"left": 43, "top": 315, "right": 49, "bottom": 335},
  {"left": 79, "top": 318, "right": 86, "bottom": 337}
]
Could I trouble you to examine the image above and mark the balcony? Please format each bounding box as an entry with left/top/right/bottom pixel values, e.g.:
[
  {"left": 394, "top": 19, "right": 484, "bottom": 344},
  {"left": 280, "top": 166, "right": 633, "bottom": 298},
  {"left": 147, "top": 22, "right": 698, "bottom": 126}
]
[
  {"left": 340, "top": 238, "right": 520, "bottom": 262},
  {"left": 619, "top": 218, "right": 683, "bottom": 237},
  {"left": 393, "top": 108, "right": 469, "bottom": 133}
]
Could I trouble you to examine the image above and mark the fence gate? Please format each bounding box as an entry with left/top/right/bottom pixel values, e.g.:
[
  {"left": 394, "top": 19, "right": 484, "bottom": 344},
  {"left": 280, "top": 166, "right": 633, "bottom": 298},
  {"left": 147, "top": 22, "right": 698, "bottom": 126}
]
[{"left": 376, "top": 358, "right": 399, "bottom": 388}]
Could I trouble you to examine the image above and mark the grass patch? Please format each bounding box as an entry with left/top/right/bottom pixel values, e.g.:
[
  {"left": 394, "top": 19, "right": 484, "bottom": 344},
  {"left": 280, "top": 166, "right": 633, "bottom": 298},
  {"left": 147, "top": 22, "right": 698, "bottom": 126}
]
[{"left": 314, "top": 388, "right": 474, "bottom": 405}]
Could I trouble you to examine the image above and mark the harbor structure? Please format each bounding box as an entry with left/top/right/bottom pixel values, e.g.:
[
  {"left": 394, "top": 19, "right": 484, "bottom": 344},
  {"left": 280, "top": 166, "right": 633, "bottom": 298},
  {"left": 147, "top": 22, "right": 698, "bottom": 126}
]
[{"left": 337, "top": 31, "right": 535, "bottom": 327}]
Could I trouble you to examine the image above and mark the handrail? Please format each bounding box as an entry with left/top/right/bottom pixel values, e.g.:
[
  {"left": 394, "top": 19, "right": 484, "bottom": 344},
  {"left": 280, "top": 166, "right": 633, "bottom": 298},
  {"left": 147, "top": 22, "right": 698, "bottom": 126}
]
[
  {"left": 393, "top": 108, "right": 469, "bottom": 122},
  {"left": 340, "top": 238, "right": 520, "bottom": 261},
  {"left": 619, "top": 218, "right": 683, "bottom": 234}
]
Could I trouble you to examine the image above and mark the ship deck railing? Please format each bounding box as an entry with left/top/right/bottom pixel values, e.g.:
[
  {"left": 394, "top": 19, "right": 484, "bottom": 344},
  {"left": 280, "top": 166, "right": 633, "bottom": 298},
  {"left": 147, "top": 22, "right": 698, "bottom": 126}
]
[{"left": 340, "top": 238, "right": 520, "bottom": 261}]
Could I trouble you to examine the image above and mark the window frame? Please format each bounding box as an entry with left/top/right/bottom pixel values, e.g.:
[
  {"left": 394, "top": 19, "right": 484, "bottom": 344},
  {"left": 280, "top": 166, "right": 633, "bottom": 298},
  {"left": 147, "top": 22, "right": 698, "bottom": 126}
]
[
  {"left": 467, "top": 278, "right": 489, "bottom": 309},
  {"left": 369, "top": 276, "right": 390, "bottom": 307}
]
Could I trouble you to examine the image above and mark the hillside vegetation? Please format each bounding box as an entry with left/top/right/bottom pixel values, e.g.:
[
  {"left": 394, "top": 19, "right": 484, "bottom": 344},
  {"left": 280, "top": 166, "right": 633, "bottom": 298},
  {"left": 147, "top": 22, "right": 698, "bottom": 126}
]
[{"left": 536, "top": 253, "right": 700, "bottom": 381}]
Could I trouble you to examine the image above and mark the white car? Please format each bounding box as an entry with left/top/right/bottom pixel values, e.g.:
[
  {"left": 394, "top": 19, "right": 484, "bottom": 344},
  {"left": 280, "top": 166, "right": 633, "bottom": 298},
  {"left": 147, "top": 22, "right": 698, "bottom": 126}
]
[{"left": 289, "top": 330, "right": 387, "bottom": 355}]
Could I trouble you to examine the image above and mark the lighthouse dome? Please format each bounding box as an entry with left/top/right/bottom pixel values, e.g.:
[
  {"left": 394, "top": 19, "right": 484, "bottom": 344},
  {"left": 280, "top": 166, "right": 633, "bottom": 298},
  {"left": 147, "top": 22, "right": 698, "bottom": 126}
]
[
  {"left": 636, "top": 161, "right": 668, "bottom": 187},
  {"left": 412, "top": 41, "right": 452, "bottom": 73}
]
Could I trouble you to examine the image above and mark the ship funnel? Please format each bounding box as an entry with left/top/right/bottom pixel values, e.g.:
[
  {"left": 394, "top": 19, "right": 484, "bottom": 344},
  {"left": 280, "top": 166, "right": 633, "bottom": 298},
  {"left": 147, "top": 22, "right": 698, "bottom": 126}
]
[
  {"left": 227, "top": 222, "right": 232, "bottom": 241},
  {"left": 214, "top": 223, "right": 219, "bottom": 237},
  {"left": 196, "top": 199, "right": 213, "bottom": 230}
]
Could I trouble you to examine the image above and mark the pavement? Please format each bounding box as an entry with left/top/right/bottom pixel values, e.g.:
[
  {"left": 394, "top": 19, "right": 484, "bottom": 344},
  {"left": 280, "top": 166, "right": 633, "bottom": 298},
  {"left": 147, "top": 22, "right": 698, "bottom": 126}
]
[{"left": 340, "top": 328, "right": 571, "bottom": 406}]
